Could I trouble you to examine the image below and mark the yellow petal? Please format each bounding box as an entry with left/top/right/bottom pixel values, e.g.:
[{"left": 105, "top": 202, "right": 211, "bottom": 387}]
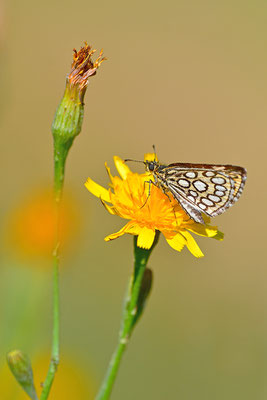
[
  {"left": 104, "top": 222, "right": 140, "bottom": 242},
  {"left": 182, "top": 231, "right": 204, "bottom": 258},
  {"left": 165, "top": 232, "right": 186, "bottom": 252},
  {"left": 84, "top": 178, "right": 110, "bottom": 202},
  {"left": 188, "top": 223, "right": 220, "bottom": 238},
  {"left": 124, "top": 224, "right": 142, "bottom": 236},
  {"left": 105, "top": 162, "right": 113, "bottom": 182},
  {"left": 114, "top": 156, "right": 131, "bottom": 180},
  {"left": 137, "top": 226, "right": 155, "bottom": 249},
  {"left": 144, "top": 152, "right": 158, "bottom": 162},
  {"left": 104, "top": 223, "right": 131, "bottom": 242},
  {"left": 100, "top": 199, "right": 119, "bottom": 216}
]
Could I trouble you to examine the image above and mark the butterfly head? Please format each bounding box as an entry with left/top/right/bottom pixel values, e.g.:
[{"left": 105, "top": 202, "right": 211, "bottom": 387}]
[
  {"left": 145, "top": 160, "right": 158, "bottom": 173},
  {"left": 124, "top": 145, "right": 159, "bottom": 172},
  {"left": 124, "top": 159, "right": 159, "bottom": 171}
]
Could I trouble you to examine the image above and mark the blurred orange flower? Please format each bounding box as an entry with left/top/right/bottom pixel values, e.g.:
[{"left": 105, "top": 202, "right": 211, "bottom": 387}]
[{"left": 5, "top": 188, "right": 80, "bottom": 259}]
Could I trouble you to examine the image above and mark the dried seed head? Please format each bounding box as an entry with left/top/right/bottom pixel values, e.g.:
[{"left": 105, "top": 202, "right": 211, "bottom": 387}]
[
  {"left": 52, "top": 42, "right": 106, "bottom": 159},
  {"left": 68, "top": 42, "right": 106, "bottom": 93}
]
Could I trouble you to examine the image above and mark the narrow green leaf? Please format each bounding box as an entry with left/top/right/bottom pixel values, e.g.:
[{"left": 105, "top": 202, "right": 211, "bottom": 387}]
[{"left": 132, "top": 268, "right": 153, "bottom": 328}]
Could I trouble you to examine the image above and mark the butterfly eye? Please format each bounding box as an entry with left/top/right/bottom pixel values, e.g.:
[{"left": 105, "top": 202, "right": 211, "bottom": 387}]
[{"left": 148, "top": 162, "right": 155, "bottom": 172}]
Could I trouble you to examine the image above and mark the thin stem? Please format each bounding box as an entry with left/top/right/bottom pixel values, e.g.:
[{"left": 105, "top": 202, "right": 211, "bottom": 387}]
[
  {"left": 95, "top": 233, "right": 159, "bottom": 400},
  {"left": 95, "top": 339, "right": 127, "bottom": 400},
  {"left": 40, "top": 152, "right": 66, "bottom": 400}
]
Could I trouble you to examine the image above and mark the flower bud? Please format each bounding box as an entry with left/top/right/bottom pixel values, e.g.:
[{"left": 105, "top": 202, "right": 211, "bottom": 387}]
[
  {"left": 52, "top": 42, "right": 105, "bottom": 152},
  {"left": 7, "top": 350, "right": 38, "bottom": 400}
]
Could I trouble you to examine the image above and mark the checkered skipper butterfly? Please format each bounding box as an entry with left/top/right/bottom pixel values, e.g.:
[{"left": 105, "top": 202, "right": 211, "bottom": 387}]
[{"left": 126, "top": 151, "right": 247, "bottom": 224}]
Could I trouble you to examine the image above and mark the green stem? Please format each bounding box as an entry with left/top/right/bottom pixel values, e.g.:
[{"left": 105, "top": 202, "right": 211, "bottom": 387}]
[
  {"left": 40, "top": 150, "right": 67, "bottom": 400},
  {"left": 95, "top": 233, "right": 159, "bottom": 400}
]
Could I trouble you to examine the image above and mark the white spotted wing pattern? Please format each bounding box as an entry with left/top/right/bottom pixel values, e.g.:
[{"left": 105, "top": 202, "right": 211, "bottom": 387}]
[{"left": 146, "top": 161, "right": 247, "bottom": 224}]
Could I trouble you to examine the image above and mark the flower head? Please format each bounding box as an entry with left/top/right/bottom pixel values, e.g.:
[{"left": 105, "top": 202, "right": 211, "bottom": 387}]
[
  {"left": 68, "top": 42, "right": 106, "bottom": 96},
  {"left": 52, "top": 43, "right": 106, "bottom": 160},
  {"left": 85, "top": 154, "right": 223, "bottom": 257}
]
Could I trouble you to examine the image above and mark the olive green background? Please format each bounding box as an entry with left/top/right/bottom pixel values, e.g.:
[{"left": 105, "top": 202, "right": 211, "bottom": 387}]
[{"left": 1, "top": 0, "right": 267, "bottom": 399}]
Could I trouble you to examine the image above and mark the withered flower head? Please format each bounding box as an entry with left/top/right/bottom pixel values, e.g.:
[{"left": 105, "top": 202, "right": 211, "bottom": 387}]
[
  {"left": 68, "top": 42, "right": 106, "bottom": 94},
  {"left": 52, "top": 42, "right": 105, "bottom": 163}
]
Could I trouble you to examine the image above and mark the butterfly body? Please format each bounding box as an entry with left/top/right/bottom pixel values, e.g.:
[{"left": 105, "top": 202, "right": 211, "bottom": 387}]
[{"left": 145, "top": 160, "right": 247, "bottom": 224}]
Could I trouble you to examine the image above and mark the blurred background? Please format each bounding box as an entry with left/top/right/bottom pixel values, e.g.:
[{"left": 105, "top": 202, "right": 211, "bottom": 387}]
[{"left": 0, "top": 0, "right": 267, "bottom": 399}]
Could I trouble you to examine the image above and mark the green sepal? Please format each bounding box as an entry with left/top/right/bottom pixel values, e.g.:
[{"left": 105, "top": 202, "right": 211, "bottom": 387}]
[
  {"left": 133, "top": 231, "right": 160, "bottom": 281},
  {"left": 51, "top": 81, "right": 85, "bottom": 200},
  {"left": 52, "top": 81, "right": 84, "bottom": 148}
]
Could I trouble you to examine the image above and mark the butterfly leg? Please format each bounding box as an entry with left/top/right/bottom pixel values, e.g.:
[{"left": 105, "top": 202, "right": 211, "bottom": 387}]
[
  {"left": 142, "top": 179, "right": 179, "bottom": 225},
  {"left": 161, "top": 187, "right": 172, "bottom": 203},
  {"left": 140, "top": 179, "right": 157, "bottom": 209},
  {"left": 159, "top": 187, "right": 182, "bottom": 228}
]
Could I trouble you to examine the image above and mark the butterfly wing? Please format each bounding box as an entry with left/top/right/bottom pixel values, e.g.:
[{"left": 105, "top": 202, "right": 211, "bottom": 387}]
[{"left": 158, "top": 163, "right": 247, "bottom": 223}]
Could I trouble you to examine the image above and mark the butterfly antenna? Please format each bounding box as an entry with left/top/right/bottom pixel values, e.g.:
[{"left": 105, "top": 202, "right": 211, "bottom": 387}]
[
  {"left": 152, "top": 144, "right": 157, "bottom": 161},
  {"left": 124, "top": 159, "right": 146, "bottom": 165}
]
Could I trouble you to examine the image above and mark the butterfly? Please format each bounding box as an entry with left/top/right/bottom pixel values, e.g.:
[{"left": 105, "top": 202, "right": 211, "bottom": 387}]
[{"left": 125, "top": 153, "right": 247, "bottom": 224}]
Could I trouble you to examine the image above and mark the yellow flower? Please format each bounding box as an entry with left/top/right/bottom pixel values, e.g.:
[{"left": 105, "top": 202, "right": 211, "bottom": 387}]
[{"left": 85, "top": 154, "right": 223, "bottom": 257}]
